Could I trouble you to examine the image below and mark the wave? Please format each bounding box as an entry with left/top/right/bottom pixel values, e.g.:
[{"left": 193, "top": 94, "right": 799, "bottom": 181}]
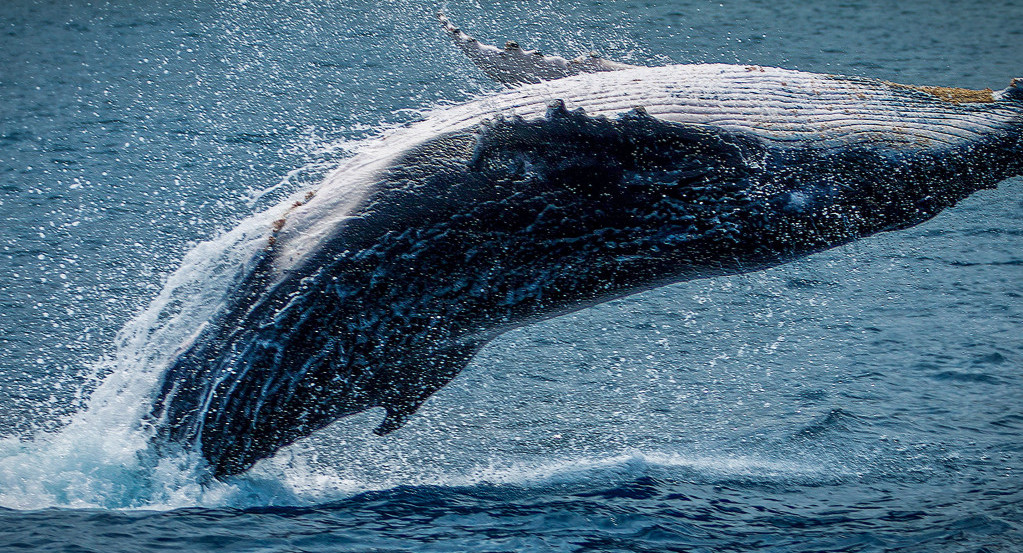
[{"left": 0, "top": 434, "right": 853, "bottom": 510}]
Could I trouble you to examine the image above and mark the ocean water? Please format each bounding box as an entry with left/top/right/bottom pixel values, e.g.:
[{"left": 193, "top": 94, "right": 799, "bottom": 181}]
[{"left": 1, "top": 0, "right": 1021, "bottom": 551}]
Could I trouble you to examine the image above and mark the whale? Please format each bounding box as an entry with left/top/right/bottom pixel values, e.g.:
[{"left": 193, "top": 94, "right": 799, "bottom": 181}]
[{"left": 146, "top": 19, "right": 1023, "bottom": 479}]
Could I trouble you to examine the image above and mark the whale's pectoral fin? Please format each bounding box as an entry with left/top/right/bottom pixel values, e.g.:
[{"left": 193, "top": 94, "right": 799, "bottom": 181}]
[
  {"left": 372, "top": 340, "right": 485, "bottom": 436},
  {"left": 438, "top": 12, "right": 639, "bottom": 86}
]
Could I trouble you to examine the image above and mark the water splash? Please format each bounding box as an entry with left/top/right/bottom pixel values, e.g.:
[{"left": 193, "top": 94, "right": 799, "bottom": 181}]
[{"left": 0, "top": 156, "right": 325, "bottom": 509}]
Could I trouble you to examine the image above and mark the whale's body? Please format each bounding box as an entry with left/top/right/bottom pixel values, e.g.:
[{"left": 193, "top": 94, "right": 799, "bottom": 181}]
[{"left": 148, "top": 61, "right": 1023, "bottom": 478}]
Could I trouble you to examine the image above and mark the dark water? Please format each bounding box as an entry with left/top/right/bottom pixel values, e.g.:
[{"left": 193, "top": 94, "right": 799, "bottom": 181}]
[{"left": 1, "top": 0, "right": 1021, "bottom": 551}]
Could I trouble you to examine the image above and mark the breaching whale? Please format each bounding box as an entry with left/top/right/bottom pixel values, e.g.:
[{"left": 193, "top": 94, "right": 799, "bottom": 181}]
[{"left": 147, "top": 17, "right": 1023, "bottom": 479}]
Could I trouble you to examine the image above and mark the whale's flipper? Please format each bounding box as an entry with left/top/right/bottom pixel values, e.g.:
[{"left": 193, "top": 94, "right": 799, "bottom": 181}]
[
  {"left": 438, "top": 13, "right": 638, "bottom": 86},
  {"left": 372, "top": 340, "right": 485, "bottom": 436}
]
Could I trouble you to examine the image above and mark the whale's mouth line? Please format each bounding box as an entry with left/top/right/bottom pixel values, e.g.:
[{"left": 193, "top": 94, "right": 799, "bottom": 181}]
[{"left": 883, "top": 81, "right": 996, "bottom": 104}]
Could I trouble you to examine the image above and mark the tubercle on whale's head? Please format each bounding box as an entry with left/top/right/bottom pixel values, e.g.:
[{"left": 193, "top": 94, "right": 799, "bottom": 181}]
[
  {"left": 996, "top": 78, "right": 1023, "bottom": 102},
  {"left": 998, "top": 79, "right": 1023, "bottom": 178}
]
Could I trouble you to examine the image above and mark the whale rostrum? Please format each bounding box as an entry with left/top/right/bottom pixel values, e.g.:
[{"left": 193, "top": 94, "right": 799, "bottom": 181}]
[{"left": 147, "top": 19, "right": 1023, "bottom": 479}]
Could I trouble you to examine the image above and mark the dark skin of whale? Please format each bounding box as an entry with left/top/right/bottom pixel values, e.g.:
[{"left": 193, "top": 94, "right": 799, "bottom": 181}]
[{"left": 148, "top": 94, "right": 1023, "bottom": 479}]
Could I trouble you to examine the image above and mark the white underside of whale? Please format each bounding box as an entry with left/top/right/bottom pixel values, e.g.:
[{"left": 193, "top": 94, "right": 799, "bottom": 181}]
[{"left": 270, "top": 63, "right": 1019, "bottom": 275}]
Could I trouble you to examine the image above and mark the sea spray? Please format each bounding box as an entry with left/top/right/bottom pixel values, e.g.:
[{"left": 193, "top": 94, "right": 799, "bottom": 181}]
[{"left": 0, "top": 173, "right": 317, "bottom": 509}]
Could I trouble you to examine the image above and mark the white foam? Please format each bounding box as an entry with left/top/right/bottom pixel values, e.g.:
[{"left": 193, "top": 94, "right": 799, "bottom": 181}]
[
  {"left": 0, "top": 162, "right": 318, "bottom": 510},
  {"left": 209, "top": 448, "right": 851, "bottom": 508}
]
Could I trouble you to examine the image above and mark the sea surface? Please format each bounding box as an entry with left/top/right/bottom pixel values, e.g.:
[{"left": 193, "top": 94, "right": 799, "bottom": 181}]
[{"left": 1, "top": 0, "right": 1021, "bottom": 551}]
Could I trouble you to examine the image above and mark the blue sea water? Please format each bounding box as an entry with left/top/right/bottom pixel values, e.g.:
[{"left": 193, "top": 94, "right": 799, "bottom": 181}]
[{"left": 1, "top": 0, "right": 1022, "bottom": 551}]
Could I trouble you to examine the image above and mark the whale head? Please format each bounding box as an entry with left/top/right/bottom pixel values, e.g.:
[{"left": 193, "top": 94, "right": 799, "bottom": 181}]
[{"left": 458, "top": 98, "right": 1021, "bottom": 291}]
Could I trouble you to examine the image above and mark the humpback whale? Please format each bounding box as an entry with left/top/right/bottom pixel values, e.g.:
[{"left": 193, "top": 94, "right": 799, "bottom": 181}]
[{"left": 147, "top": 17, "right": 1023, "bottom": 479}]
